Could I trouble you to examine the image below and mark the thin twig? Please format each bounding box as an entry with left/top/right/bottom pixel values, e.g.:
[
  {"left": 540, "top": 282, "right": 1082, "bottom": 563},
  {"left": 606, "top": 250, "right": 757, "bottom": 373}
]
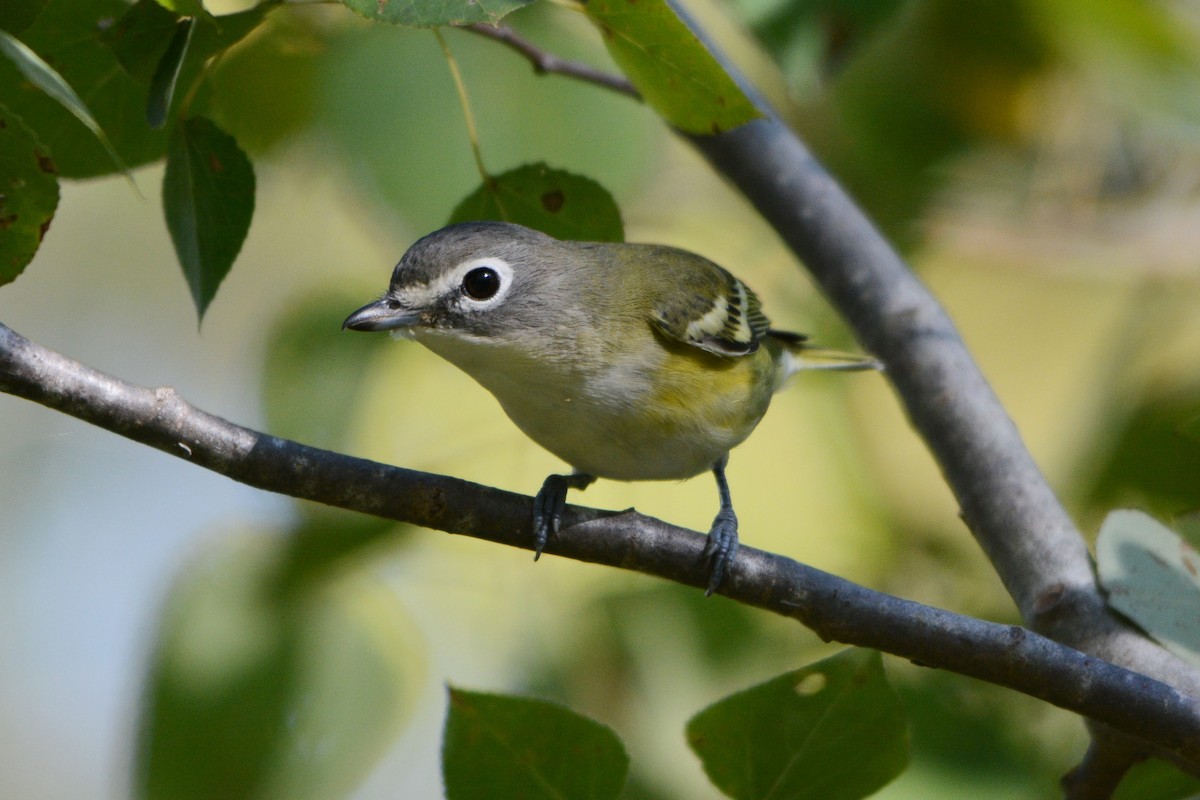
[
  {"left": 460, "top": 23, "right": 641, "bottom": 100},
  {"left": 2, "top": 320, "right": 1200, "bottom": 771}
]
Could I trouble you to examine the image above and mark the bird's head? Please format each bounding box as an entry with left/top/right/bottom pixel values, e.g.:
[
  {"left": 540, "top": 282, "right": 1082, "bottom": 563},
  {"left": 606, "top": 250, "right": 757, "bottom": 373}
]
[{"left": 343, "top": 221, "right": 574, "bottom": 343}]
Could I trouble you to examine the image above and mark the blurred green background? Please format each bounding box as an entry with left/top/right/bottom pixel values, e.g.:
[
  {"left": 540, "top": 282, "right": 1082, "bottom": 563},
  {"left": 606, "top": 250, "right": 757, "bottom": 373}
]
[{"left": 2, "top": 0, "right": 1200, "bottom": 797}]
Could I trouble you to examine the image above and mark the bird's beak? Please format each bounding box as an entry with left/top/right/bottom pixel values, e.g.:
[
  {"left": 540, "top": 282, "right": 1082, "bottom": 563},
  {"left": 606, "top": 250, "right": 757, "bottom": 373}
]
[{"left": 342, "top": 298, "right": 421, "bottom": 332}]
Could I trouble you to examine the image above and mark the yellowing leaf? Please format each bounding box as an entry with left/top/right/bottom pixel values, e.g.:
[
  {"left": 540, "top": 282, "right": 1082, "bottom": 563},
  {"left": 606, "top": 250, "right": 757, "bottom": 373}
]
[{"left": 585, "top": 0, "right": 759, "bottom": 135}]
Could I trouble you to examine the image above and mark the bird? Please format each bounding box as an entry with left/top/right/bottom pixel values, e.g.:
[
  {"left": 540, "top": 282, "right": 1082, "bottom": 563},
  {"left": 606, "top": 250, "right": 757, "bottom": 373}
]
[{"left": 343, "top": 221, "right": 878, "bottom": 594}]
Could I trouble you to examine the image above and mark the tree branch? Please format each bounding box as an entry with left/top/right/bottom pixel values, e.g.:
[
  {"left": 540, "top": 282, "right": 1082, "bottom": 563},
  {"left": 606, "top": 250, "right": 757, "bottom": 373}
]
[
  {"left": 677, "top": 44, "right": 1200, "bottom": 731},
  {"left": 458, "top": 15, "right": 1200, "bottom": 785},
  {"left": 466, "top": 3, "right": 1182, "bottom": 680},
  {"left": 459, "top": 23, "right": 640, "bottom": 100},
  {"left": 667, "top": 0, "right": 1200, "bottom": 761},
  {"left": 3, "top": 319, "right": 1200, "bottom": 770}
]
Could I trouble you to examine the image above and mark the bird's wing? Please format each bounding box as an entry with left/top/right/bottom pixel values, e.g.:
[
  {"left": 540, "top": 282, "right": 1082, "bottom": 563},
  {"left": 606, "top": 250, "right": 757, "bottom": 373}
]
[{"left": 650, "top": 254, "right": 772, "bottom": 357}]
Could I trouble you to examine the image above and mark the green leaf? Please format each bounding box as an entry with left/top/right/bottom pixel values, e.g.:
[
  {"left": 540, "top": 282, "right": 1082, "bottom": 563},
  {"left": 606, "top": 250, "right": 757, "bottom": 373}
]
[
  {"left": 584, "top": 0, "right": 760, "bottom": 134},
  {"left": 162, "top": 115, "right": 255, "bottom": 320},
  {"left": 340, "top": 0, "right": 534, "bottom": 27},
  {"left": 1096, "top": 510, "right": 1200, "bottom": 669},
  {"left": 449, "top": 163, "right": 624, "bottom": 242},
  {"left": 0, "top": 0, "right": 166, "bottom": 177},
  {"left": 0, "top": 105, "right": 58, "bottom": 285},
  {"left": 178, "top": 5, "right": 278, "bottom": 100},
  {"left": 147, "top": 17, "right": 195, "bottom": 129},
  {"left": 105, "top": 0, "right": 275, "bottom": 126},
  {"left": 686, "top": 649, "right": 908, "bottom": 800},
  {"left": 0, "top": 0, "right": 271, "bottom": 180},
  {"left": 103, "top": 0, "right": 182, "bottom": 85},
  {"left": 137, "top": 533, "right": 418, "bottom": 800},
  {"left": 108, "top": 1, "right": 274, "bottom": 87},
  {"left": 442, "top": 688, "right": 629, "bottom": 800},
  {"left": 0, "top": 28, "right": 126, "bottom": 174},
  {"left": 0, "top": 0, "right": 49, "bottom": 34}
]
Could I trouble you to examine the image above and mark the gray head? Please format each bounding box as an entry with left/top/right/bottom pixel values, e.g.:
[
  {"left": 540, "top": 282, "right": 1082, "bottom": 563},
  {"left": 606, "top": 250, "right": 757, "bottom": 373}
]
[{"left": 343, "top": 221, "right": 574, "bottom": 340}]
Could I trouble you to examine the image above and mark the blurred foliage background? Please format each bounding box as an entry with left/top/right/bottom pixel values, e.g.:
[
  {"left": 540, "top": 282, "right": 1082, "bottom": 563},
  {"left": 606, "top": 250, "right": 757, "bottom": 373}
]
[{"left": 2, "top": 0, "right": 1200, "bottom": 797}]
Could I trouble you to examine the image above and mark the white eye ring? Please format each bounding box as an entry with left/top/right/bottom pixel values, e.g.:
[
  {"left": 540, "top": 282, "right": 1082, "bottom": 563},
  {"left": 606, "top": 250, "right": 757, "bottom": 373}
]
[{"left": 447, "top": 257, "right": 514, "bottom": 310}]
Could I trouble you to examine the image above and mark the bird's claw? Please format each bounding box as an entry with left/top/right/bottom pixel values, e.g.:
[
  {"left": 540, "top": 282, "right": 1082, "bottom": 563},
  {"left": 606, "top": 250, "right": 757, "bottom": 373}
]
[
  {"left": 702, "top": 507, "right": 739, "bottom": 596},
  {"left": 532, "top": 475, "right": 567, "bottom": 560},
  {"left": 532, "top": 472, "right": 594, "bottom": 559}
]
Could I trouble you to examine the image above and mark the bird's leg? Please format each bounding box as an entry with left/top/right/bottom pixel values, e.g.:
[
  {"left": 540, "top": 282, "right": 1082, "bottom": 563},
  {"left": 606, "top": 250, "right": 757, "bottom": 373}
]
[
  {"left": 702, "top": 455, "right": 739, "bottom": 596},
  {"left": 532, "top": 470, "right": 596, "bottom": 559}
]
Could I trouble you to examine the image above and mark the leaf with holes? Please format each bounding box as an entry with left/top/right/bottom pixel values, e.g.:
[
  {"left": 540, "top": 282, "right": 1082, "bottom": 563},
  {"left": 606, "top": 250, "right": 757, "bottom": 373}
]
[
  {"left": 687, "top": 649, "right": 908, "bottom": 800},
  {"left": 585, "top": 0, "right": 759, "bottom": 135},
  {"left": 442, "top": 687, "right": 628, "bottom": 800},
  {"left": 340, "top": 0, "right": 534, "bottom": 27},
  {"left": 0, "top": 106, "right": 59, "bottom": 285},
  {"left": 1097, "top": 509, "right": 1200, "bottom": 669},
  {"left": 449, "top": 163, "right": 624, "bottom": 242},
  {"left": 162, "top": 116, "right": 255, "bottom": 320}
]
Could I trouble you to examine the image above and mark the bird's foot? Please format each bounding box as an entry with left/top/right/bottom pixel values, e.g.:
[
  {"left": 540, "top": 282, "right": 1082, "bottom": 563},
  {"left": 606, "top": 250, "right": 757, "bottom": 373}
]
[
  {"left": 532, "top": 472, "right": 595, "bottom": 559},
  {"left": 702, "top": 507, "right": 739, "bottom": 596}
]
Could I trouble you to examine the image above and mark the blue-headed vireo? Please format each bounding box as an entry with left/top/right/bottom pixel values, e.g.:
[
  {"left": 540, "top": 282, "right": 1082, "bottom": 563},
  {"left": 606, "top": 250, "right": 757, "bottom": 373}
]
[{"left": 344, "top": 221, "right": 878, "bottom": 594}]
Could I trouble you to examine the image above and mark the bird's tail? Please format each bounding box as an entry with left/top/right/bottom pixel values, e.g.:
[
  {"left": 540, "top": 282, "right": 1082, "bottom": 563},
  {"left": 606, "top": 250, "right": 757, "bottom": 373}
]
[{"left": 768, "top": 329, "right": 882, "bottom": 384}]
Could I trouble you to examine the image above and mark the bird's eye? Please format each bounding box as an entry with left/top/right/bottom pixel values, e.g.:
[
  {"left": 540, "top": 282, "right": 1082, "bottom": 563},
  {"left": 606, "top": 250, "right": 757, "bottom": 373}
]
[{"left": 461, "top": 266, "right": 501, "bottom": 300}]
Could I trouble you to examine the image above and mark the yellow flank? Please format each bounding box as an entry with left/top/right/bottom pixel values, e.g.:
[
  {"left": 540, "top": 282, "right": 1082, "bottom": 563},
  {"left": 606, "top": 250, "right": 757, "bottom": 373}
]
[
  {"left": 648, "top": 333, "right": 776, "bottom": 440},
  {"left": 563, "top": 330, "right": 781, "bottom": 482}
]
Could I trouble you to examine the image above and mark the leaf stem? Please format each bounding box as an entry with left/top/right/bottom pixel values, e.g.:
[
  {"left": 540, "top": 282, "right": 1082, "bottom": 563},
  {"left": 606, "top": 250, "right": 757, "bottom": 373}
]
[{"left": 434, "top": 27, "right": 490, "bottom": 184}]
